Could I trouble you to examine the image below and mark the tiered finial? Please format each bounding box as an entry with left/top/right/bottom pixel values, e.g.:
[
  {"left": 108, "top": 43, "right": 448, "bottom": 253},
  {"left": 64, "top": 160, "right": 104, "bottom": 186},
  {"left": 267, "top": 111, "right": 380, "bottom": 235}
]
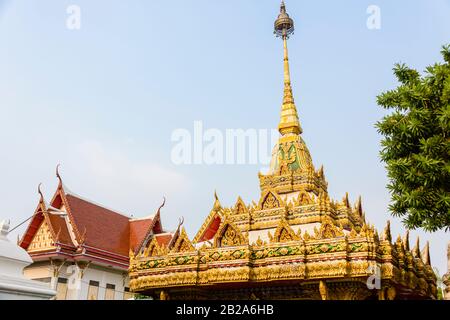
[
  {"left": 383, "top": 220, "right": 392, "bottom": 242},
  {"left": 274, "top": 1, "right": 294, "bottom": 39},
  {"left": 274, "top": 1, "right": 301, "bottom": 136}
]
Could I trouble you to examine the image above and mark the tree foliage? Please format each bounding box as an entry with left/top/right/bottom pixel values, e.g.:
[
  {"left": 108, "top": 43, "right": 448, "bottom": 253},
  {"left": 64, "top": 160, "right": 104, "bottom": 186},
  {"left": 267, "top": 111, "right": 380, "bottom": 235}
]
[{"left": 376, "top": 45, "right": 450, "bottom": 232}]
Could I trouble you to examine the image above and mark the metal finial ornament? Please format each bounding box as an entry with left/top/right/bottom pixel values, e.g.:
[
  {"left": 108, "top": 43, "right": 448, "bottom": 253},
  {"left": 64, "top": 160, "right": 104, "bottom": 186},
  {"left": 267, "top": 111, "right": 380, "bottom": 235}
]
[{"left": 274, "top": 0, "right": 294, "bottom": 39}]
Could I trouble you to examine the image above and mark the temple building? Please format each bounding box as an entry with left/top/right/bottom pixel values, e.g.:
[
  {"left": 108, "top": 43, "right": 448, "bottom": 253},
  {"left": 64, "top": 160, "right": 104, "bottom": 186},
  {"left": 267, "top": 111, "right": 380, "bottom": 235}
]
[
  {"left": 128, "top": 2, "right": 437, "bottom": 300},
  {"left": 19, "top": 167, "right": 172, "bottom": 300}
]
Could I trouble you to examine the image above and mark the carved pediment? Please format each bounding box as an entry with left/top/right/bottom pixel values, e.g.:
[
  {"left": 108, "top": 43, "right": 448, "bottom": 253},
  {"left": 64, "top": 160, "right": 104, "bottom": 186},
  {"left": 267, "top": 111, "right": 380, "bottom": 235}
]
[
  {"left": 171, "top": 228, "right": 195, "bottom": 253},
  {"left": 315, "top": 216, "right": 345, "bottom": 239},
  {"left": 258, "top": 189, "right": 284, "bottom": 210},
  {"left": 233, "top": 196, "right": 248, "bottom": 215},
  {"left": 272, "top": 218, "right": 300, "bottom": 243},
  {"left": 143, "top": 237, "right": 165, "bottom": 257},
  {"left": 28, "top": 220, "right": 56, "bottom": 252},
  {"left": 214, "top": 220, "right": 246, "bottom": 248},
  {"left": 296, "top": 190, "right": 313, "bottom": 206}
]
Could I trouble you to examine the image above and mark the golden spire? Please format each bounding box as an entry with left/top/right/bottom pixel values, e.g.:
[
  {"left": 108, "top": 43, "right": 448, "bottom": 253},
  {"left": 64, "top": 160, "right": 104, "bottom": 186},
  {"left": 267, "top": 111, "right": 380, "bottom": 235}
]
[{"left": 274, "top": 1, "right": 302, "bottom": 136}]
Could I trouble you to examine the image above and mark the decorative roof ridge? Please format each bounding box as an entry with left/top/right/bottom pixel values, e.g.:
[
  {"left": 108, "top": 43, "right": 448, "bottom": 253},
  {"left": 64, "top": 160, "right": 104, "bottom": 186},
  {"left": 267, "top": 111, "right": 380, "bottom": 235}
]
[{"left": 130, "top": 214, "right": 155, "bottom": 222}]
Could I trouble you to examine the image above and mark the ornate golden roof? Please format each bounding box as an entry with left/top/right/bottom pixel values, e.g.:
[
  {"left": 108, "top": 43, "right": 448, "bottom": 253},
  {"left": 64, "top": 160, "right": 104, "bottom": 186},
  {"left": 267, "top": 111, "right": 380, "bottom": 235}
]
[{"left": 128, "top": 1, "right": 436, "bottom": 300}]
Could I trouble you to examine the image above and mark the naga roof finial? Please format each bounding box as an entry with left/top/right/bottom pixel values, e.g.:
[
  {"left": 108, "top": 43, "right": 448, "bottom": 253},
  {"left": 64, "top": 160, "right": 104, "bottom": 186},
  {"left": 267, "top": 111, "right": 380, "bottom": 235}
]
[
  {"left": 178, "top": 216, "right": 185, "bottom": 227},
  {"left": 213, "top": 190, "right": 222, "bottom": 212},
  {"left": 56, "top": 164, "right": 63, "bottom": 185},
  {"left": 158, "top": 197, "right": 166, "bottom": 212},
  {"left": 38, "top": 183, "right": 45, "bottom": 203}
]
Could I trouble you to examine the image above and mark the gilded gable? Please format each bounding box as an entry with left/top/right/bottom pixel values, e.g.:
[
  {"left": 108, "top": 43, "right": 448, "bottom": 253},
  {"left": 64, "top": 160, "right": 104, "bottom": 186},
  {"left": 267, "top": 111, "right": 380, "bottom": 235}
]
[
  {"left": 234, "top": 197, "right": 248, "bottom": 215},
  {"left": 214, "top": 220, "right": 246, "bottom": 248},
  {"left": 28, "top": 220, "right": 55, "bottom": 252},
  {"left": 259, "top": 190, "right": 283, "bottom": 210},
  {"left": 171, "top": 228, "right": 195, "bottom": 253}
]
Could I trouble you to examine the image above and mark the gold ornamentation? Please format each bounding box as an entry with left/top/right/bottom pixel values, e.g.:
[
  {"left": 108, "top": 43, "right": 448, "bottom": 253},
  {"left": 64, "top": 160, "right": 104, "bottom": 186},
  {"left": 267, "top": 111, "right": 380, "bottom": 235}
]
[
  {"left": 297, "top": 191, "right": 313, "bottom": 205},
  {"left": 28, "top": 219, "right": 56, "bottom": 252},
  {"left": 272, "top": 218, "right": 299, "bottom": 243},
  {"left": 316, "top": 216, "right": 344, "bottom": 239},
  {"left": 260, "top": 190, "right": 282, "bottom": 210},
  {"left": 234, "top": 196, "right": 248, "bottom": 214},
  {"left": 214, "top": 219, "right": 246, "bottom": 248},
  {"left": 129, "top": 3, "right": 437, "bottom": 300},
  {"left": 171, "top": 228, "right": 195, "bottom": 253}
]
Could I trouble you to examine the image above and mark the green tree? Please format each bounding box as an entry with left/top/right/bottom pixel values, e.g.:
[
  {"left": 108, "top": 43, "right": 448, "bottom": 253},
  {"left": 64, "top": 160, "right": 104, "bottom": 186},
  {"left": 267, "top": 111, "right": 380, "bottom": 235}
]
[{"left": 376, "top": 45, "right": 450, "bottom": 232}]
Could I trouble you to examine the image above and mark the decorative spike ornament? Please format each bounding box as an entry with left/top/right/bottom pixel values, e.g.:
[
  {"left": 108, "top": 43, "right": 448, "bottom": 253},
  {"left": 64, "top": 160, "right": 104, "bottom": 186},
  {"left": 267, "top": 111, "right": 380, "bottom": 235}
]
[
  {"left": 383, "top": 220, "right": 392, "bottom": 242},
  {"left": 421, "top": 241, "right": 431, "bottom": 265},
  {"left": 343, "top": 192, "right": 350, "bottom": 208},
  {"left": 412, "top": 236, "right": 421, "bottom": 259},
  {"left": 403, "top": 230, "right": 410, "bottom": 251}
]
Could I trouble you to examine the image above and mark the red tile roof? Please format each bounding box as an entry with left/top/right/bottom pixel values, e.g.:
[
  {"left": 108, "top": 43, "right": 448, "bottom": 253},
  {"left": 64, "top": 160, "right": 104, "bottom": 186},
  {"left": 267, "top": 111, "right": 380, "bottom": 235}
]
[
  {"left": 21, "top": 181, "right": 169, "bottom": 268},
  {"left": 64, "top": 194, "right": 132, "bottom": 256},
  {"left": 129, "top": 218, "right": 154, "bottom": 252},
  {"left": 155, "top": 233, "right": 173, "bottom": 247}
]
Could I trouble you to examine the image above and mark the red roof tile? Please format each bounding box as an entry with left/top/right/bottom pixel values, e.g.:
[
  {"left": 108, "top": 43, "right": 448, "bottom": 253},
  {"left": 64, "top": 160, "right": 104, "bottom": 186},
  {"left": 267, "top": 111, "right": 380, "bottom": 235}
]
[
  {"left": 155, "top": 234, "right": 173, "bottom": 247},
  {"left": 65, "top": 194, "right": 131, "bottom": 256},
  {"left": 22, "top": 182, "right": 169, "bottom": 265},
  {"left": 129, "top": 218, "right": 153, "bottom": 252}
]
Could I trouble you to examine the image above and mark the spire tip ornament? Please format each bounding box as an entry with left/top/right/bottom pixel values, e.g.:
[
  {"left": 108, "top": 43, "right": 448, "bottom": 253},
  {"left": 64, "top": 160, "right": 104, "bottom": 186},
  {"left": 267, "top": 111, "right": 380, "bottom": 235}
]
[
  {"left": 274, "top": 1, "right": 302, "bottom": 136},
  {"left": 274, "top": 1, "right": 294, "bottom": 39}
]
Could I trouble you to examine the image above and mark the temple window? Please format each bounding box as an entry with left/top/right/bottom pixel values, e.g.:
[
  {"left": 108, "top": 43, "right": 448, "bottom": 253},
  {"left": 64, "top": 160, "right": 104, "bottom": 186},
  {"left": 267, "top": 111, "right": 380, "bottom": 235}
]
[
  {"left": 56, "top": 277, "right": 68, "bottom": 300},
  {"left": 87, "top": 280, "right": 99, "bottom": 300},
  {"left": 104, "top": 283, "right": 116, "bottom": 300}
]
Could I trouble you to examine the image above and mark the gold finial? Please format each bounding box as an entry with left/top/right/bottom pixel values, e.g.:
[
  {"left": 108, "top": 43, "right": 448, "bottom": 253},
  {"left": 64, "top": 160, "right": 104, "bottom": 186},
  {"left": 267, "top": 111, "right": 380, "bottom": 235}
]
[
  {"left": 213, "top": 190, "right": 222, "bottom": 212},
  {"left": 421, "top": 241, "right": 431, "bottom": 265},
  {"left": 412, "top": 236, "right": 421, "bottom": 259},
  {"left": 383, "top": 220, "right": 392, "bottom": 242},
  {"left": 274, "top": 1, "right": 302, "bottom": 136},
  {"left": 403, "top": 230, "right": 410, "bottom": 251}
]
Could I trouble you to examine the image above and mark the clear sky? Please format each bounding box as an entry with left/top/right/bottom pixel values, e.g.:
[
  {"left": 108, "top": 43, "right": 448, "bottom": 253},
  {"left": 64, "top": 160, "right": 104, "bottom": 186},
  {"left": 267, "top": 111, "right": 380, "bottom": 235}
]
[{"left": 0, "top": 0, "right": 449, "bottom": 278}]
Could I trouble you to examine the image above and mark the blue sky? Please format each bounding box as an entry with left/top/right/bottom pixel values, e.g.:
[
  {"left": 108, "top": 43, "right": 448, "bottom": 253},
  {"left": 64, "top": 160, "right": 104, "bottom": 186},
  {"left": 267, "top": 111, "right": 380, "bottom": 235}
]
[{"left": 0, "top": 0, "right": 449, "bottom": 277}]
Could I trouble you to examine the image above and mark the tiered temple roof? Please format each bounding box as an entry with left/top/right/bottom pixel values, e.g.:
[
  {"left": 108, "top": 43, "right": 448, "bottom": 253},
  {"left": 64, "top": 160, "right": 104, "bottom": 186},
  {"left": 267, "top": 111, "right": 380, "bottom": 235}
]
[
  {"left": 19, "top": 169, "right": 172, "bottom": 270},
  {"left": 128, "top": 2, "right": 437, "bottom": 300}
]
